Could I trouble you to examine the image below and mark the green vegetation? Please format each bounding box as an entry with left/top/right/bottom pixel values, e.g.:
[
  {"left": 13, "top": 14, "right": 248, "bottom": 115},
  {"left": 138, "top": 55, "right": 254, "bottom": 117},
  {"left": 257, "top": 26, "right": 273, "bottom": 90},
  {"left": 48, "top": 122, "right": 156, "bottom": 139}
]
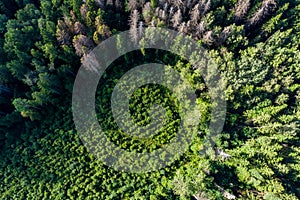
[{"left": 0, "top": 0, "right": 299, "bottom": 199}]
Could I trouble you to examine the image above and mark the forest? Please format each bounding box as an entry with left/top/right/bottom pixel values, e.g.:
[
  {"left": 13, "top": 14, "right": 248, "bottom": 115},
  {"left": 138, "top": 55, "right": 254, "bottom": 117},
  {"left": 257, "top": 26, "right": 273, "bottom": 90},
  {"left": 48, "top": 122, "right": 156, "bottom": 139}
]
[{"left": 0, "top": 0, "right": 299, "bottom": 199}]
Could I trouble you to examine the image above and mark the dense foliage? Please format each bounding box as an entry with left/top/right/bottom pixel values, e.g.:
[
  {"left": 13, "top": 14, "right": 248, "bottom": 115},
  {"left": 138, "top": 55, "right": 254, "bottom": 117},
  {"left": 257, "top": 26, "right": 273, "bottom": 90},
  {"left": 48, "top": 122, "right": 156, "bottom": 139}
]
[{"left": 0, "top": 0, "right": 299, "bottom": 199}]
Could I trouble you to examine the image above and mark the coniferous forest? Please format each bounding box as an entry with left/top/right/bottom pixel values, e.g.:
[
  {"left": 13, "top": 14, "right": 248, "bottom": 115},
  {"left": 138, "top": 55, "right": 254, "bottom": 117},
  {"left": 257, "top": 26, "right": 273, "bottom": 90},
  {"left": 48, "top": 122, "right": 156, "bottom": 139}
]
[{"left": 0, "top": 0, "right": 300, "bottom": 199}]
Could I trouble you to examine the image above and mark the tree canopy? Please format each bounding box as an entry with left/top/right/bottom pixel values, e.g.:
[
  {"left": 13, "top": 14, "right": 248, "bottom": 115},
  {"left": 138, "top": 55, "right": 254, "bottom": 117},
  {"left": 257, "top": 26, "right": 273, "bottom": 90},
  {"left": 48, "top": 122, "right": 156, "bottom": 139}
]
[{"left": 0, "top": 0, "right": 299, "bottom": 199}]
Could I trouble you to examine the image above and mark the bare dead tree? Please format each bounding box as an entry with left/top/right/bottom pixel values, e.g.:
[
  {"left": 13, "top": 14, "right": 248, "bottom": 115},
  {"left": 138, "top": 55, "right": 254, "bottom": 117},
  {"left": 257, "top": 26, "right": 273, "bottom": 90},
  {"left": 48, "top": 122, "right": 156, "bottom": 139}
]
[
  {"left": 171, "top": 9, "right": 182, "bottom": 28},
  {"left": 194, "top": 0, "right": 211, "bottom": 19},
  {"left": 178, "top": 22, "right": 187, "bottom": 33},
  {"left": 155, "top": 7, "right": 167, "bottom": 22},
  {"left": 73, "top": 35, "right": 94, "bottom": 57},
  {"left": 56, "top": 17, "right": 74, "bottom": 45},
  {"left": 217, "top": 26, "right": 231, "bottom": 46},
  {"left": 215, "top": 148, "right": 232, "bottom": 161},
  {"left": 190, "top": 3, "right": 200, "bottom": 25},
  {"left": 81, "top": 52, "right": 100, "bottom": 73},
  {"left": 142, "top": 2, "right": 153, "bottom": 24},
  {"left": 203, "top": 0, "right": 211, "bottom": 14},
  {"left": 186, "top": 20, "right": 193, "bottom": 34},
  {"left": 150, "top": 19, "right": 157, "bottom": 27},
  {"left": 234, "top": 0, "right": 250, "bottom": 22},
  {"left": 129, "top": 9, "right": 139, "bottom": 28},
  {"left": 127, "top": 0, "right": 138, "bottom": 12},
  {"left": 166, "top": 5, "right": 175, "bottom": 25},
  {"left": 190, "top": 0, "right": 211, "bottom": 25},
  {"left": 70, "top": 10, "right": 77, "bottom": 21},
  {"left": 186, "top": 0, "right": 197, "bottom": 9},
  {"left": 155, "top": 7, "right": 161, "bottom": 17},
  {"left": 63, "top": 16, "right": 73, "bottom": 30},
  {"left": 202, "top": 30, "right": 214, "bottom": 45},
  {"left": 172, "top": 0, "right": 184, "bottom": 9},
  {"left": 129, "top": 9, "right": 140, "bottom": 44},
  {"left": 56, "top": 20, "right": 69, "bottom": 45},
  {"left": 138, "top": 21, "right": 144, "bottom": 38},
  {"left": 106, "top": 0, "right": 114, "bottom": 6},
  {"left": 74, "top": 22, "right": 86, "bottom": 35},
  {"left": 169, "top": 5, "right": 175, "bottom": 16},
  {"left": 96, "top": 23, "right": 112, "bottom": 40},
  {"left": 195, "top": 21, "right": 206, "bottom": 38},
  {"left": 193, "top": 192, "right": 209, "bottom": 200},
  {"left": 80, "top": 4, "right": 87, "bottom": 21},
  {"left": 214, "top": 183, "right": 236, "bottom": 199},
  {"left": 246, "top": 0, "right": 276, "bottom": 30},
  {"left": 161, "top": 10, "right": 167, "bottom": 21},
  {"left": 139, "top": 0, "right": 146, "bottom": 6},
  {"left": 163, "top": 2, "right": 169, "bottom": 11},
  {"left": 262, "top": 0, "right": 277, "bottom": 14}
]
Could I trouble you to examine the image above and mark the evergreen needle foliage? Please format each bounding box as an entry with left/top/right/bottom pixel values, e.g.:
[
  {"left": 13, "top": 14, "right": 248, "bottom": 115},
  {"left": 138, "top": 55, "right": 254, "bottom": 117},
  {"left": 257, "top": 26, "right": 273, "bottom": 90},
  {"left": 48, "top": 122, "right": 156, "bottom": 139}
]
[{"left": 0, "top": 0, "right": 299, "bottom": 199}]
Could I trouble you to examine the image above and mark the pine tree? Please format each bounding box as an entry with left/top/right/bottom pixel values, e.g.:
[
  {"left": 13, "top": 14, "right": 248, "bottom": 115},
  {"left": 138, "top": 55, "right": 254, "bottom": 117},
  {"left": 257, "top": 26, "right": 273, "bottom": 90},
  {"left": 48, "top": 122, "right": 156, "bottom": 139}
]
[
  {"left": 127, "top": 0, "right": 138, "bottom": 12},
  {"left": 190, "top": 3, "right": 201, "bottom": 25},
  {"left": 56, "top": 17, "right": 74, "bottom": 45},
  {"left": 246, "top": 0, "right": 276, "bottom": 30},
  {"left": 171, "top": 9, "right": 182, "bottom": 28},
  {"left": 142, "top": 2, "right": 153, "bottom": 24},
  {"left": 129, "top": 9, "right": 140, "bottom": 44},
  {"left": 234, "top": 0, "right": 250, "bottom": 22},
  {"left": 72, "top": 34, "right": 94, "bottom": 56},
  {"left": 195, "top": 21, "right": 206, "bottom": 38}
]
